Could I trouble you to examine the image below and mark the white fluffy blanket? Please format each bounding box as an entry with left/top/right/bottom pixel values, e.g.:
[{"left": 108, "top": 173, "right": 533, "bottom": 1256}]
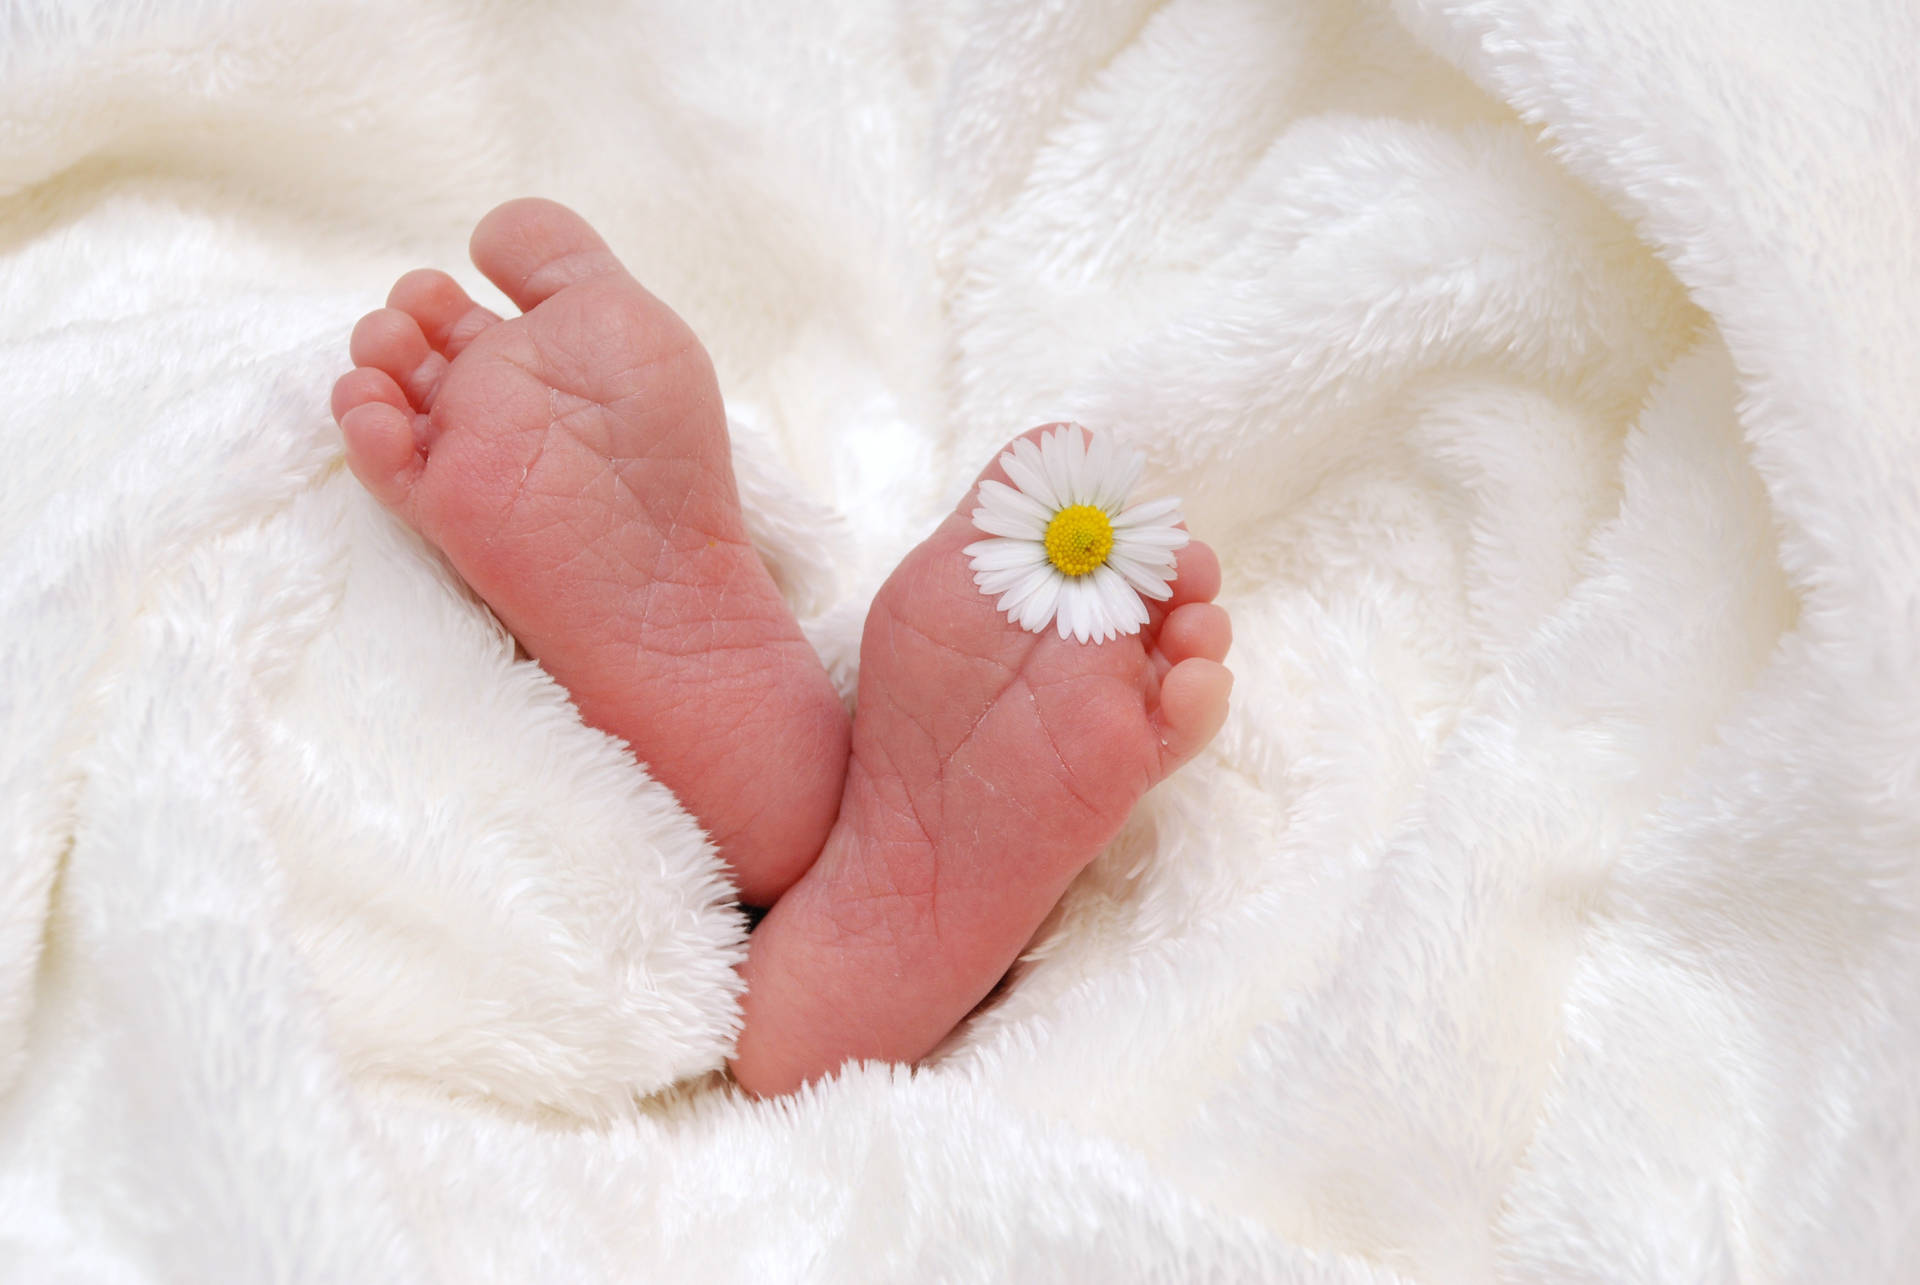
[{"left": 4, "top": 0, "right": 1916, "bottom": 1278}]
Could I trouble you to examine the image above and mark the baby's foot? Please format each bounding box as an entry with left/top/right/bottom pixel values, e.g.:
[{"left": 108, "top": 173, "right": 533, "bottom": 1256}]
[
  {"left": 331, "top": 199, "right": 848, "bottom": 904},
  {"left": 730, "top": 427, "right": 1233, "bottom": 1096}
]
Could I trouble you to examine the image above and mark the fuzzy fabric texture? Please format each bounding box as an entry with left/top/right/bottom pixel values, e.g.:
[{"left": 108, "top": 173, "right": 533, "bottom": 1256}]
[{"left": 3, "top": 0, "right": 1916, "bottom": 1279}]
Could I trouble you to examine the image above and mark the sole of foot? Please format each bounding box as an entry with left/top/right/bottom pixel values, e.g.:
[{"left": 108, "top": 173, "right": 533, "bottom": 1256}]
[
  {"left": 730, "top": 425, "right": 1231, "bottom": 1096},
  {"left": 331, "top": 198, "right": 849, "bottom": 905}
]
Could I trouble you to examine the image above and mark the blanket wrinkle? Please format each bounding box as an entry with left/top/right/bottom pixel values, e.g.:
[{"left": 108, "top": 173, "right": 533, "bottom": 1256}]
[{"left": 2, "top": 0, "right": 1915, "bottom": 1280}]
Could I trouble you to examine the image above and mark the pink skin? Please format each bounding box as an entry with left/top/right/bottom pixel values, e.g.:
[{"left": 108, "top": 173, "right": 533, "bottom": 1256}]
[
  {"left": 333, "top": 200, "right": 1234, "bottom": 1097},
  {"left": 332, "top": 199, "right": 848, "bottom": 904},
  {"left": 729, "top": 429, "right": 1231, "bottom": 1096}
]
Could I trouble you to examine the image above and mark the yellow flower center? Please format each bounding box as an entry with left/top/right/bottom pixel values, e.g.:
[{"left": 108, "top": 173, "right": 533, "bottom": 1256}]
[{"left": 1043, "top": 504, "right": 1115, "bottom": 577}]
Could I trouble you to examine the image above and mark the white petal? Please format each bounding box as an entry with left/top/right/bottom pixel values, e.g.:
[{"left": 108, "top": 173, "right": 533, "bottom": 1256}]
[
  {"left": 1085, "top": 429, "right": 1115, "bottom": 503},
  {"left": 977, "top": 564, "right": 1041, "bottom": 595},
  {"left": 1064, "top": 577, "right": 1099, "bottom": 642},
  {"left": 996, "top": 564, "right": 1054, "bottom": 615},
  {"left": 1101, "top": 447, "right": 1145, "bottom": 513},
  {"left": 1064, "top": 426, "right": 1090, "bottom": 507},
  {"left": 1111, "top": 495, "right": 1183, "bottom": 529},
  {"left": 1114, "top": 556, "right": 1178, "bottom": 582},
  {"left": 1040, "top": 427, "right": 1074, "bottom": 506},
  {"left": 1082, "top": 577, "right": 1111, "bottom": 642},
  {"left": 1109, "top": 551, "right": 1177, "bottom": 600},
  {"left": 1054, "top": 579, "right": 1080, "bottom": 640},
  {"left": 1005, "top": 438, "right": 1060, "bottom": 510},
  {"left": 1067, "top": 426, "right": 1098, "bottom": 507},
  {"left": 1110, "top": 533, "right": 1180, "bottom": 567},
  {"left": 972, "top": 507, "right": 1047, "bottom": 540},
  {"left": 1074, "top": 577, "right": 1110, "bottom": 642},
  {"left": 1059, "top": 580, "right": 1105, "bottom": 645},
  {"left": 1018, "top": 567, "right": 1066, "bottom": 622},
  {"left": 989, "top": 564, "right": 1037, "bottom": 607},
  {"left": 1093, "top": 565, "right": 1147, "bottom": 635},
  {"left": 1087, "top": 445, "right": 1126, "bottom": 512},
  {"left": 1018, "top": 575, "right": 1063, "bottom": 633},
  {"left": 977, "top": 479, "right": 1054, "bottom": 528},
  {"left": 1113, "top": 523, "right": 1189, "bottom": 550},
  {"left": 966, "top": 537, "right": 1049, "bottom": 572},
  {"left": 1044, "top": 422, "right": 1075, "bottom": 503},
  {"left": 973, "top": 488, "right": 1043, "bottom": 535},
  {"left": 1006, "top": 451, "right": 1067, "bottom": 510}
]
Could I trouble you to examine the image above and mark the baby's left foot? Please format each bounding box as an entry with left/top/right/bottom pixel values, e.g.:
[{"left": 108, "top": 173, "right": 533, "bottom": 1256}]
[
  {"left": 330, "top": 200, "right": 848, "bottom": 904},
  {"left": 730, "top": 426, "right": 1232, "bottom": 1096}
]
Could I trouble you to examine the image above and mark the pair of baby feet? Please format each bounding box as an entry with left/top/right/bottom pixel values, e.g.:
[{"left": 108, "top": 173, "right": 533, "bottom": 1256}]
[{"left": 332, "top": 199, "right": 1233, "bottom": 1097}]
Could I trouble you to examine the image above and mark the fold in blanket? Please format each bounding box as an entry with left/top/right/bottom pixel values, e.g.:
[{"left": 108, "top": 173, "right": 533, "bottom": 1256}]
[{"left": 1, "top": 0, "right": 1914, "bottom": 1279}]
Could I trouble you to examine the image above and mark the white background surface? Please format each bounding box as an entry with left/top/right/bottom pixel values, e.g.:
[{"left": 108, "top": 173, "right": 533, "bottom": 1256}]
[{"left": 2, "top": 0, "right": 1915, "bottom": 1279}]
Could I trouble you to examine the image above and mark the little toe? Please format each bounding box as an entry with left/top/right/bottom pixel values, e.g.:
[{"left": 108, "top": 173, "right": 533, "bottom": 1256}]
[
  {"left": 330, "top": 366, "right": 410, "bottom": 425},
  {"left": 349, "top": 307, "right": 449, "bottom": 409},
  {"left": 1156, "top": 657, "right": 1233, "bottom": 766},
  {"left": 469, "top": 197, "right": 629, "bottom": 312},
  {"left": 387, "top": 268, "right": 498, "bottom": 358},
  {"left": 1157, "top": 602, "right": 1233, "bottom": 667},
  {"left": 339, "top": 401, "right": 423, "bottom": 510}
]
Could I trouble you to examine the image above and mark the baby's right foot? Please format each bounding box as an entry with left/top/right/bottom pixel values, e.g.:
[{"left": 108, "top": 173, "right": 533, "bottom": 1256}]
[
  {"left": 731, "top": 426, "right": 1233, "bottom": 1096},
  {"left": 331, "top": 199, "right": 848, "bottom": 904}
]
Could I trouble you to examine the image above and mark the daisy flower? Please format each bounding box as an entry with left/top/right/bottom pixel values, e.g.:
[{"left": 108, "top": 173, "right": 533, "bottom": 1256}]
[{"left": 964, "top": 424, "right": 1189, "bottom": 644}]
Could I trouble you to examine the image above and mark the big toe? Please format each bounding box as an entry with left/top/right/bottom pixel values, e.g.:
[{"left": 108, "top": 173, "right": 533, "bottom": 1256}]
[{"left": 470, "top": 197, "right": 630, "bottom": 312}]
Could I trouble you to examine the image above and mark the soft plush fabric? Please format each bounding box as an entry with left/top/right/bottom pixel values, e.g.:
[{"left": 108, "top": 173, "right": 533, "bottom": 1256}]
[{"left": 3, "top": 0, "right": 1915, "bottom": 1279}]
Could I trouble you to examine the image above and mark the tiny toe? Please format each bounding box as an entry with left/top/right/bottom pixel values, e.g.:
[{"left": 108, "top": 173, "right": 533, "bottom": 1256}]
[
  {"left": 1156, "top": 658, "right": 1233, "bottom": 766},
  {"left": 387, "top": 268, "right": 498, "bottom": 357},
  {"left": 1167, "top": 540, "right": 1221, "bottom": 607},
  {"left": 1145, "top": 540, "right": 1220, "bottom": 634},
  {"left": 349, "top": 307, "right": 449, "bottom": 409},
  {"left": 470, "top": 197, "right": 628, "bottom": 312},
  {"left": 330, "top": 366, "right": 410, "bottom": 424},
  {"left": 1157, "top": 602, "right": 1233, "bottom": 666},
  {"left": 339, "top": 402, "right": 423, "bottom": 510},
  {"left": 349, "top": 307, "right": 429, "bottom": 376}
]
